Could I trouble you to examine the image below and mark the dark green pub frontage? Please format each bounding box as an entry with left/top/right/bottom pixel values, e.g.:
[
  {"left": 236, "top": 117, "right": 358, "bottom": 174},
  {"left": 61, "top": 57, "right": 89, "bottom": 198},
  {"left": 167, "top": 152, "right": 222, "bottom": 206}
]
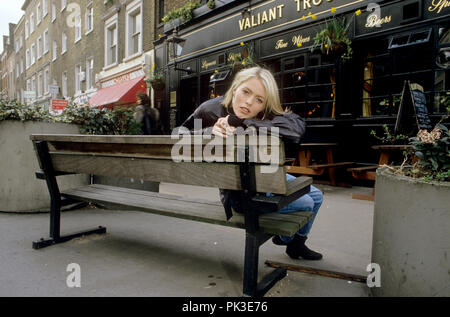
[{"left": 153, "top": 0, "right": 450, "bottom": 170}]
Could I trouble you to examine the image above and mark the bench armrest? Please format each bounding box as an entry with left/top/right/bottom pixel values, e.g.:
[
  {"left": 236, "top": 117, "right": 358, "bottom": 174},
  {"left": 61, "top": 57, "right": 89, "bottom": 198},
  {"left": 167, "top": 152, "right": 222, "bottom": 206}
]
[
  {"left": 35, "top": 170, "right": 79, "bottom": 179},
  {"left": 284, "top": 176, "right": 312, "bottom": 196},
  {"left": 251, "top": 176, "right": 312, "bottom": 213}
]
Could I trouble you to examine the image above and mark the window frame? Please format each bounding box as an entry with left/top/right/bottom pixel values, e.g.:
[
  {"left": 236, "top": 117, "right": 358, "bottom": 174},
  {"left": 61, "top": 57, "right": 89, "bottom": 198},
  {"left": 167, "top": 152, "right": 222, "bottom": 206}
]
[
  {"left": 125, "top": 0, "right": 143, "bottom": 59},
  {"left": 104, "top": 13, "right": 118, "bottom": 68}
]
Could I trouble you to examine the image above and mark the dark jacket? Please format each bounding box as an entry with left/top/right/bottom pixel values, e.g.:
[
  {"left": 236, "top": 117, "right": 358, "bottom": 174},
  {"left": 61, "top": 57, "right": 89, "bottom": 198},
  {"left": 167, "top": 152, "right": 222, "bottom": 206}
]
[
  {"left": 179, "top": 96, "right": 306, "bottom": 219},
  {"left": 181, "top": 96, "right": 306, "bottom": 144},
  {"left": 135, "top": 105, "right": 162, "bottom": 135}
]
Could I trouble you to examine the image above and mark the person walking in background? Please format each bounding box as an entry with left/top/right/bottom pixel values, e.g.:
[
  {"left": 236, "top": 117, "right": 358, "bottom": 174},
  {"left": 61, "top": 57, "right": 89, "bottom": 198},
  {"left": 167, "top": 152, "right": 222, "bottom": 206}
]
[{"left": 134, "top": 92, "right": 163, "bottom": 135}]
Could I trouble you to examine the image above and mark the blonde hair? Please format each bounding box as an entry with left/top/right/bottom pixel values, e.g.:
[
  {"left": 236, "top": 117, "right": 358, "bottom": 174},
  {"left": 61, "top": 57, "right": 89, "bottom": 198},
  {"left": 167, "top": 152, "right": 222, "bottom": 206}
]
[{"left": 222, "top": 66, "right": 284, "bottom": 119}]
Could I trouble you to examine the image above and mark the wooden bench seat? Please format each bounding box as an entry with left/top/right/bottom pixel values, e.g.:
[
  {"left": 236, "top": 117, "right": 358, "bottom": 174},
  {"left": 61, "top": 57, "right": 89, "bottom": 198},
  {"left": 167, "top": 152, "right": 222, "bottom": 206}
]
[
  {"left": 30, "top": 134, "right": 314, "bottom": 297},
  {"left": 61, "top": 184, "right": 313, "bottom": 237}
]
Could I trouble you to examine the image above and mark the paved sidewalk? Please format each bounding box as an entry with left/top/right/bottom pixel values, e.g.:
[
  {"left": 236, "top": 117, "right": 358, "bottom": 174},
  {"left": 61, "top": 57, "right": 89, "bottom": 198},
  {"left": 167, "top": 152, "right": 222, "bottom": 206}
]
[{"left": 0, "top": 183, "right": 375, "bottom": 297}]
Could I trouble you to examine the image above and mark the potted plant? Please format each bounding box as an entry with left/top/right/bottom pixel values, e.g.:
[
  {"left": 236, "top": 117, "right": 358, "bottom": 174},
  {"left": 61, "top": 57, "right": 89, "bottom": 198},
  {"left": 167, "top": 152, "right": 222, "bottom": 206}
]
[
  {"left": 311, "top": 15, "right": 353, "bottom": 118},
  {"left": 146, "top": 67, "right": 165, "bottom": 91},
  {"left": 311, "top": 16, "right": 353, "bottom": 61},
  {"left": 162, "top": 0, "right": 202, "bottom": 26},
  {"left": 371, "top": 108, "right": 450, "bottom": 296},
  {"left": 228, "top": 42, "right": 257, "bottom": 74}
]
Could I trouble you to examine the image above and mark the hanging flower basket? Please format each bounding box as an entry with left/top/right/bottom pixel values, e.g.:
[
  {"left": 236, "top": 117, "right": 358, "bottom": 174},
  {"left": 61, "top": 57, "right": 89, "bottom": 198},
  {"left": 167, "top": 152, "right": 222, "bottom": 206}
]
[
  {"left": 312, "top": 16, "right": 353, "bottom": 61},
  {"left": 146, "top": 78, "right": 165, "bottom": 91},
  {"left": 228, "top": 42, "right": 257, "bottom": 74}
]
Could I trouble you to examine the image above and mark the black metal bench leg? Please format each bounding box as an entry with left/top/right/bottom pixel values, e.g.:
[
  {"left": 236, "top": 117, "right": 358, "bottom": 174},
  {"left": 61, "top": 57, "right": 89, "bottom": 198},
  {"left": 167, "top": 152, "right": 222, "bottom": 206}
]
[
  {"left": 243, "top": 232, "right": 260, "bottom": 296},
  {"left": 242, "top": 231, "right": 287, "bottom": 297},
  {"left": 33, "top": 226, "right": 107, "bottom": 249},
  {"left": 240, "top": 146, "right": 287, "bottom": 297},
  {"left": 32, "top": 141, "right": 106, "bottom": 250}
]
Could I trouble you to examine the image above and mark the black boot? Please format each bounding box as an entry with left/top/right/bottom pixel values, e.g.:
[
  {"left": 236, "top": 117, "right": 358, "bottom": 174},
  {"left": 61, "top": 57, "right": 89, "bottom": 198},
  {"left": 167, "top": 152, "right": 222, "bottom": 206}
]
[
  {"left": 272, "top": 235, "right": 288, "bottom": 246},
  {"left": 285, "top": 235, "right": 323, "bottom": 260}
]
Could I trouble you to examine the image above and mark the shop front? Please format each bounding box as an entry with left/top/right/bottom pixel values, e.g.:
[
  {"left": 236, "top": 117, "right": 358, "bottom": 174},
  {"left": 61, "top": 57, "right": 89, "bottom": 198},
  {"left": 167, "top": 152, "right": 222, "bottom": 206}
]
[
  {"left": 89, "top": 68, "right": 147, "bottom": 109},
  {"left": 154, "top": 0, "right": 449, "bottom": 163}
]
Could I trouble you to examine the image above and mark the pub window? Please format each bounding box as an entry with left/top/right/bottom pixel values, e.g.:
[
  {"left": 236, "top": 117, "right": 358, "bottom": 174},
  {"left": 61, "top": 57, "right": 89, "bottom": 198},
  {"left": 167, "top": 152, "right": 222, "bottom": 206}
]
[
  {"left": 388, "top": 29, "right": 431, "bottom": 49},
  {"left": 359, "top": 25, "right": 449, "bottom": 117},
  {"left": 434, "top": 25, "right": 450, "bottom": 114},
  {"left": 401, "top": 0, "right": 421, "bottom": 23},
  {"left": 209, "top": 70, "right": 230, "bottom": 99},
  {"left": 263, "top": 52, "right": 335, "bottom": 118}
]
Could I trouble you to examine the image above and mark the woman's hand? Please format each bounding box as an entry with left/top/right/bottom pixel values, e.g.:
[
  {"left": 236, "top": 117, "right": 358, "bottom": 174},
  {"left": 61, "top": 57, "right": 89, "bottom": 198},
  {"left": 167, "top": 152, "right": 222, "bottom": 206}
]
[{"left": 212, "top": 116, "right": 236, "bottom": 138}]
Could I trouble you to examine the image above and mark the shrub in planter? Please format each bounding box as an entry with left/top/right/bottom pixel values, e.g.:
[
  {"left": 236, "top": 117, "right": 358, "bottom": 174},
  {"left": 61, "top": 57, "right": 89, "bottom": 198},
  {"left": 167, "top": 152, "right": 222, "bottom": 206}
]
[
  {"left": 65, "top": 103, "right": 143, "bottom": 135},
  {"left": 163, "top": 0, "right": 202, "bottom": 24},
  {"left": 1, "top": 97, "right": 143, "bottom": 135},
  {"left": 407, "top": 123, "right": 450, "bottom": 181},
  {"left": 0, "top": 98, "right": 52, "bottom": 122}
]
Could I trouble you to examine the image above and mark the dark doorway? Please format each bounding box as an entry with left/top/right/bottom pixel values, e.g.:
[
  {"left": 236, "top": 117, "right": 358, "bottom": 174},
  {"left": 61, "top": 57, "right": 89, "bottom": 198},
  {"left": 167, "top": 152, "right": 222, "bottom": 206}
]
[{"left": 179, "top": 77, "right": 199, "bottom": 124}]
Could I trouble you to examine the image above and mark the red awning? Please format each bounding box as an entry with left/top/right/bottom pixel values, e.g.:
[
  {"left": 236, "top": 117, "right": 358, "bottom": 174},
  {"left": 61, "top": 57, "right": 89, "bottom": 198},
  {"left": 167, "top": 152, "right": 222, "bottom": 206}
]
[{"left": 88, "top": 75, "right": 147, "bottom": 108}]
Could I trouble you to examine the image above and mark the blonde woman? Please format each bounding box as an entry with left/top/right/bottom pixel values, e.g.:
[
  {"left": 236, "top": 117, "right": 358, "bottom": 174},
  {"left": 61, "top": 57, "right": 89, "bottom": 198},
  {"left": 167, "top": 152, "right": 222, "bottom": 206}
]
[{"left": 181, "top": 67, "right": 323, "bottom": 260}]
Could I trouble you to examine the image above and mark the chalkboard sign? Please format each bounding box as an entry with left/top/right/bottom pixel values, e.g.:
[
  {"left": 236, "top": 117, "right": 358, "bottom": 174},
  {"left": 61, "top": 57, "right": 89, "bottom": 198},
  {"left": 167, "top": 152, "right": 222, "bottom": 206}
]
[
  {"left": 394, "top": 81, "right": 432, "bottom": 136},
  {"left": 411, "top": 87, "right": 432, "bottom": 130}
]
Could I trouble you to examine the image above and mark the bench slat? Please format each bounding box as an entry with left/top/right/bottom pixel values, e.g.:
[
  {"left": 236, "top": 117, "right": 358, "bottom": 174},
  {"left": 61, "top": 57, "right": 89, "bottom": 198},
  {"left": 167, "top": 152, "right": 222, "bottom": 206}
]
[
  {"left": 46, "top": 140, "right": 284, "bottom": 165},
  {"left": 61, "top": 185, "right": 313, "bottom": 237},
  {"left": 88, "top": 184, "right": 311, "bottom": 225},
  {"left": 50, "top": 153, "right": 288, "bottom": 194},
  {"left": 81, "top": 184, "right": 310, "bottom": 227},
  {"left": 31, "top": 134, "right": 285, "bottom": 164}
]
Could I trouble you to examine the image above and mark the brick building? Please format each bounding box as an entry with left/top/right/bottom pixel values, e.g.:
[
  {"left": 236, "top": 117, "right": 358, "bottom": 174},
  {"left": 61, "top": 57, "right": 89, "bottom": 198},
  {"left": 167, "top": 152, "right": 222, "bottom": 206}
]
[
  {"left": 13, "top": 17, "right": 26, "bottom": 104},
  {"left": 0, "top": 0, "right": 199, "bottom": 109}
]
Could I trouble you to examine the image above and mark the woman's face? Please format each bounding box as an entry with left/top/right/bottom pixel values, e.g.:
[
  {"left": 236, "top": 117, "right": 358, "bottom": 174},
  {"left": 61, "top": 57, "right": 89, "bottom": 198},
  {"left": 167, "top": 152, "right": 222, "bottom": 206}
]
[{"left": 232, "top": 77, "right": 266, "bottom": 119}]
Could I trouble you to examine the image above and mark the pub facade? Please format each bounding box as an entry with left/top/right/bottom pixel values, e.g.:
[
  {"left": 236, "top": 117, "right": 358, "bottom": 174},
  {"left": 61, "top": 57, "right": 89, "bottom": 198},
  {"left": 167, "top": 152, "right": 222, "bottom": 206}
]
[{"left": 154, "top": 0, "right": 450, "bottom": 163}]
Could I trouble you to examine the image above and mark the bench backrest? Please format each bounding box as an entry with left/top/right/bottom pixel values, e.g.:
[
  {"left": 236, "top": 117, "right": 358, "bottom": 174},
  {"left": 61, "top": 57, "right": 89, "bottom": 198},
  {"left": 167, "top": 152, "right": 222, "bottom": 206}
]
[{"left": 31, "top": 134, "right": 291, "bottom": 194}]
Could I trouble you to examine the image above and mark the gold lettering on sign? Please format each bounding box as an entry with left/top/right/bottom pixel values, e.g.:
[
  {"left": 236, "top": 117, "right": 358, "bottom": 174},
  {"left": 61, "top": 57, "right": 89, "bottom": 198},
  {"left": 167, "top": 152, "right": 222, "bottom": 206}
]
[
  {"left": 201, "top": 60, "right": 217, "bottom": 70},
  {"left": 292, "top": 34, "right": 311, "bottom": 46},
  {"left": 238, "top": 5, "right": 285, "bottom": 31},
  {"left": 365, "top": 14, "right": 392, "bottom": 28},
  {"left": 275, "top": 39, "right": 289, "bottom": 49},
  {"left": 295, "top": 0, "right": 333, "bottom": 12},
  {"left": 428, "top": 0, "right": 450, "bottom": 14}
]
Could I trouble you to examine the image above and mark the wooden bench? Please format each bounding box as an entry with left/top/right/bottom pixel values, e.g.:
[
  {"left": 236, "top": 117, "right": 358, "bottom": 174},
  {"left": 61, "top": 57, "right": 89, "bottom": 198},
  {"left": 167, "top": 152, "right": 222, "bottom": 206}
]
[{"left": 30, "top": 134, "right": 314, "bottom": 297}]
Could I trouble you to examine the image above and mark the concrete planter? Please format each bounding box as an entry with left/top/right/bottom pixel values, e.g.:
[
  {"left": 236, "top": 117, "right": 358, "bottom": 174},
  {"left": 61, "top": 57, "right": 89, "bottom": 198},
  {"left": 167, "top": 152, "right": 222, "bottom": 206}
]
[
  {"left": 0, "top": 121, "right": 89, "bottom": 212},
  {"left": 371, "top": 167, "right": 450, "bottom": 296}
]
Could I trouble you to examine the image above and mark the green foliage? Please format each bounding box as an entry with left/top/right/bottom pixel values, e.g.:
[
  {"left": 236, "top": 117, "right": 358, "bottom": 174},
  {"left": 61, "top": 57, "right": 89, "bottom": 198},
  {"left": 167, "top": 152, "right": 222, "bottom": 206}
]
[
  {"left": 150, "top": 67, "right": 165, "bottom": 81},
  {"left": 207, "top": 0, "right": 215, "bottom": 10},
  {"left": 312, "top": 16, "right": 353, "bottom": 60},
  {"left": 0, "top": 97, "right": 142, "bottom": 135},
  {"left": 163, "top": 1, "right": 202, "bottom": 24},
  {"left": 395, "top": 108, "right": 450, "bottom": 182},
  {"left": 408, "top": 123, "right": 450, "bottom": 182},
  {"left": 370, "top": 124, "right": 409, "bottom": 144},
  {"left": 0, "top": 98, "right": 52, "bottom": 122},
  {"left": 227, "top": 42, "right": 258, "bottom": 71}
]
